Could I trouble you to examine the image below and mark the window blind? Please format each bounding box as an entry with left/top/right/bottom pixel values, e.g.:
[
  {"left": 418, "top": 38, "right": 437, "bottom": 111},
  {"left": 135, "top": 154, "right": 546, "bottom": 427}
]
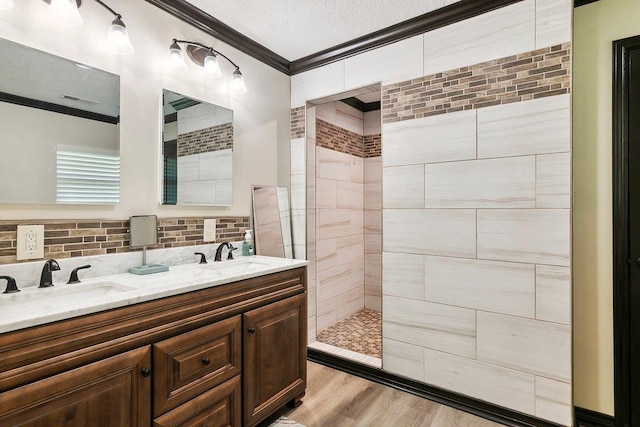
[{"left": 56, "top": 148, "right": 120, "bottom": 204}]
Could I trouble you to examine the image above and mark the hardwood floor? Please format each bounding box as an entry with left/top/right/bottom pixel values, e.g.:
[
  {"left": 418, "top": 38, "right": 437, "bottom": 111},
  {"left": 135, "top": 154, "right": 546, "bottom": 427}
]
[{"left": 264, "top": 361, "right": 505, "bottom": 427}]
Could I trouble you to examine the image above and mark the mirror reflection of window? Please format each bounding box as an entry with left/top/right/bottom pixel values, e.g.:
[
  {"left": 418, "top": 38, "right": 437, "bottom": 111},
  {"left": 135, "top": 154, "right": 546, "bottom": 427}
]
[{"left": 56, "top": 146, "right": 120, "bottom": 204}]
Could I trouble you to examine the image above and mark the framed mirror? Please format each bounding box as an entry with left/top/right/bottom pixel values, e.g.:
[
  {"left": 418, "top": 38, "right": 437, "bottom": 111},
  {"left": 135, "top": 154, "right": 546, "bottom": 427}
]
[
  {"left": 0, "top": 37, "right": 120, "bottom": 205},
  {"left": 252, "top": 185, "right": 293, "bottom": 258},
  {"left": 162, "top": 89, "right": 233, "bottom": 206}
]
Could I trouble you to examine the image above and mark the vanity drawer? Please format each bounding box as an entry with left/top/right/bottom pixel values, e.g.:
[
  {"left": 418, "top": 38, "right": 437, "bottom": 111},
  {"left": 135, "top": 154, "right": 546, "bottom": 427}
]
[
  {"left": 153, "top": 315, "right": 241, "bottom": 416},
  {"left": 153, "top": 375, "right": 241, "bottom": 427}
]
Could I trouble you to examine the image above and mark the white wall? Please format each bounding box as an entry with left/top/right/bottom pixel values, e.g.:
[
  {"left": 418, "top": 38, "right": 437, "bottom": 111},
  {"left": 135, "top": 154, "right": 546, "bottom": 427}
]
[
  {"left": 0, "top": 0, "right": 290, "bottom": 219},
  {"left": 573, "top": 0, "right": 640, "bottom": 415}
]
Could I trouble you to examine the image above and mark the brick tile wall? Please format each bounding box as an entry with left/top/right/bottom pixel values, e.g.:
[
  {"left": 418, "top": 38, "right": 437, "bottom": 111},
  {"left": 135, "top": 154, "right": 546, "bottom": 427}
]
[
  {"left": 0, "top": 216, "right": 249, "bottom": 264},
  {"left": 382, "top": 43, "right": 571, "bottom": 123},
  {"left": 316, "top": 119, "right": 381, "bottom": 159},
  {"left": 291, "top": 106, "right": 306, "bottom": 139},
  {"left": 177, "top": 122, "right": 233, "bottom": 157},
  {"left": 364, "top": 134, "right": 382, "bottom": 158}
]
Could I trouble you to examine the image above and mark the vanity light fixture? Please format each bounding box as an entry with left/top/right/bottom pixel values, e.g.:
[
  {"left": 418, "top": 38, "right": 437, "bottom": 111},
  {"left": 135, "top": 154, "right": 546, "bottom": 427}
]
[
  {"left": 169, "top": 39, "right": 248, "bottom": 94},
  {"left": 41, "top": 0, "right": 134, "bottom": 54},
  {"left": 0, "top": 0, "right": 14, "bottom": 10}
]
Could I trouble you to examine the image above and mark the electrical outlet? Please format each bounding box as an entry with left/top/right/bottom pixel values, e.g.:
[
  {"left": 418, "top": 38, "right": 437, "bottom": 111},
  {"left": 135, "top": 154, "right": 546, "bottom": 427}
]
[
  {"left": 16, "top": 225, "right": 45, "bottom": 260},
  {"left": 203, "top": 218, "right": 216, "bottom": 242}
]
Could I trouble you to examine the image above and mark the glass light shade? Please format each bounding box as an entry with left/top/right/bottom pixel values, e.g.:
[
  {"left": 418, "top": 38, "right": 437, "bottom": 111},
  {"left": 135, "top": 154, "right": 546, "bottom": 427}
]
[
  {"left": 107, "top": 17, "right": 134, "bottom": 55},
  {"left": 169, "top": 42, "right": 188, "bottom": 73},
  {"left": 203, "top": 52, "right": 222, "bottom": 78},
  {"left": 0, "top": 0, "right": 14, "bottom": 11},
  {"left": 47, "top": 0, "right": 83, "bottom": 26},
  {"left": 231, "top": 68, "right": 247, "bottom": 94}
]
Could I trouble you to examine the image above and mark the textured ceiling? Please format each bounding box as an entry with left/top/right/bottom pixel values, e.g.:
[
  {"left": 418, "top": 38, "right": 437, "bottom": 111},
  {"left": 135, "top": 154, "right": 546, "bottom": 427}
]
[{"left": 184, "top": 0, "right": 463, "bottom": 61}]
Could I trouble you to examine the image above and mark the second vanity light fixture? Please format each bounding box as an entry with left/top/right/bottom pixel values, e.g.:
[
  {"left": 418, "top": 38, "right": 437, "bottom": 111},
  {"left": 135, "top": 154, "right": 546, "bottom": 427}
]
[{"left": 169, "top": 39, "right": 248, "bottom": 94}]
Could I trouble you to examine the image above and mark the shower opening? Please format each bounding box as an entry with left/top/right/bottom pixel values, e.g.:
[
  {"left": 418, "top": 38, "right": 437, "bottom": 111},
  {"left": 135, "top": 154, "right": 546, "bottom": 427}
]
[{"left": 305, "top": 84, "right": 382, "bottom": 368}]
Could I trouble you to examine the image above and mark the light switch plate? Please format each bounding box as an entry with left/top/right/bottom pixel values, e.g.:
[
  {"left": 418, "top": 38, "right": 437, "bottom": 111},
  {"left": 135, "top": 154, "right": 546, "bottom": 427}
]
[
  {"left": 16, "top": 224, "right": 45, "bottom": 260},
  {"left": 203, "top": 219, "right": 216, "bottom": 242}
]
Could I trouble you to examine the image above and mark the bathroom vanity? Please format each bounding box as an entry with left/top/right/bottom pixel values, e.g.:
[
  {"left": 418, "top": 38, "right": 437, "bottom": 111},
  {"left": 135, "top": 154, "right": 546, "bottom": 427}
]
[{"left": 0, "top": 257, "right": 307, "bottom": 427}]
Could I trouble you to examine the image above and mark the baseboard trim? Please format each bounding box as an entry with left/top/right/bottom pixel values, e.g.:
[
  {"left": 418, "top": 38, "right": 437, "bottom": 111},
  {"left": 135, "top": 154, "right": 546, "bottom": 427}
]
[
  {"left": 574, "top": 407, "right": 615, "bottom": 427},
  {"left": 307, "top": 348, "right": 562, "bottom": 427}
]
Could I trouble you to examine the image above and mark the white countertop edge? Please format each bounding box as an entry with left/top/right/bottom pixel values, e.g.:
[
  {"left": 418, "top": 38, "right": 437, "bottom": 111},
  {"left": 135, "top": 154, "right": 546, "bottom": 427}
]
[{"left": 0, "top": 256, "right": 308, "bottom": 334}]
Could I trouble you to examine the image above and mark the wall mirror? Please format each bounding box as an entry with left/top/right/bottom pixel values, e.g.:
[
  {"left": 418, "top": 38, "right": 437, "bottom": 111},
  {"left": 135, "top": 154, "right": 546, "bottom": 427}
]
[
  {"left": 0, "top": 37, "right": 120, "bottom": 205},
  {"left": 251, "top": 185, "right": 293, "bottom": 258},
  {"left": 162, "top": 89, "right": 233, "bottom": 206}
]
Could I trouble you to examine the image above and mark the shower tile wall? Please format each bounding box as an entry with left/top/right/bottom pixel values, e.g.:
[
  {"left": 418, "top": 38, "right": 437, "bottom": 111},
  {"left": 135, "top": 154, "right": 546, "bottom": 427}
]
[{"left": 290, "top": 0, "right": 572, "bottom": 424}]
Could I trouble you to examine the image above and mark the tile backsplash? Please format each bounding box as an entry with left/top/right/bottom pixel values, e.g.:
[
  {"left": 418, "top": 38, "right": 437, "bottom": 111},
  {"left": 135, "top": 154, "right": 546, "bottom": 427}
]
[{"left": 0, "top": 216, "right": 249, "bottom": 264}]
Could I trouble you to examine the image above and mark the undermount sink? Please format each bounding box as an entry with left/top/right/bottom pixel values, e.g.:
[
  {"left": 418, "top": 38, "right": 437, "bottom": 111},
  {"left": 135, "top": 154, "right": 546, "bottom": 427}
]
[
  {"left": 198, "top": 258, "right": 273, "bottom": 276},
  {"left": 0, "top": 282, "right": 136, "bottom": 317}
]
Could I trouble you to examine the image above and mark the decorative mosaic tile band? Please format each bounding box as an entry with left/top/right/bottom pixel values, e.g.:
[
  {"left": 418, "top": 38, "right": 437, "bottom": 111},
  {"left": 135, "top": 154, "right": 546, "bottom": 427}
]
[
  {"left": 291, "top": 106, "right": 306, "bottom": 140},
  {"left": 363, "top": 134, "right": 382, "bottom": 158},
  {"left": 316, "top": 119, "right": 365, "bottom": 157},
  {"left": 177, "top": 122, "right": 233, "bottom": 157},
  {"left": 382, "top": 43, "right": 571, "bottom": 124},
  {"left": 316, "top": 119, "right": 382, "bottom": 158},
  {"left": 0, "top": 216, "right": 249, "bottom": 264}
]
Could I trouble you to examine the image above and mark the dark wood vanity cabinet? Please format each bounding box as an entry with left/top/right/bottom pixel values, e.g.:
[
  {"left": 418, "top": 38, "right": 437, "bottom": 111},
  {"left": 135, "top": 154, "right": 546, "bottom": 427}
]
[
  {"left": 243, "top": 293, "right": 307, "bottom": 427},
  {"left": 0, "top": 267, "right": 307, "bottom": 427},
  {"left": 0, "top": 346, "right": 152, "bottom": 426}
]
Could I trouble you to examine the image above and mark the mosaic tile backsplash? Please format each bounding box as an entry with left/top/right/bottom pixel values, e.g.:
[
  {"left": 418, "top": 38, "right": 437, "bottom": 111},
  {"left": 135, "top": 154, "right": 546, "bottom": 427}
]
[{"left": 0, "top": 216, "right": 249, "bottom": 264}]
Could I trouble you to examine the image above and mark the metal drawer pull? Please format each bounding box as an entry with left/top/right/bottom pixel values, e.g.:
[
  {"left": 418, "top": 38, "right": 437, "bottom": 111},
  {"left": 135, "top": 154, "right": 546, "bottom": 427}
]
[
  {"left": 247, "top": 327, "right": 256, "bottom": 333},
  {"left": 141, "top": 368, "right": 151, "bottom": 377},
  {"left": 202, "top": 357, "right": 210, "bottom": 365}
]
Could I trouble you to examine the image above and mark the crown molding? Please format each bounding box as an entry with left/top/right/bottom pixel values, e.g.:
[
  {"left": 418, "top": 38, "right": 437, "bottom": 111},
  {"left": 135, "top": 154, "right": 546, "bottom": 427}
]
[
  {"left": 290, "top": 0, "right": 524, "bottom": 74},
  {"left": 574, "top": 0, "right": 599, "bottom": 7},
  {"left": 147, "top": 0, "right": 582, "bottom": 76}
]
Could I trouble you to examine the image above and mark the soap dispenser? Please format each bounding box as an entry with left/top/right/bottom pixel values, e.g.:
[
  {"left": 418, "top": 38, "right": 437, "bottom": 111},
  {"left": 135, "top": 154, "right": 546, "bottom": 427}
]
[{"left": 242, "top": 230, "right": 254, "bottom": 256}]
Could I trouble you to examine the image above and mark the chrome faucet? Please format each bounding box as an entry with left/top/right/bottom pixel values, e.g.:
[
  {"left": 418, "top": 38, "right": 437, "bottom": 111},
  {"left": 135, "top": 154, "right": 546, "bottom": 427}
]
[
  {"left": 214, "top": 242, "right": 236, "bottom": 261},
  {"left": 39, "top": 259, "right": 60, "bottom": 288}
]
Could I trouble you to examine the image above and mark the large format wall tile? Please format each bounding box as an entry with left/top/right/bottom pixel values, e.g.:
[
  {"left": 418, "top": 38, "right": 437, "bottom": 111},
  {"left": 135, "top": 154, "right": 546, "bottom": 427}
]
[
  {"left": 535, "top": 376, "right": 572, "bottom": 426},
  {"left": 424, "top": 156, "right": 536, "bottom": 208},
  {"left": 536, "top": 265, "right": 571, "bottom": 325},
  {"left": 537, "top": 152, "right": 571, "bottom": 208},
  {"left": 345, "top": 35, "right": 424, "bottom": 89},
  {"left": 384, "top": 295, "right": 476, "bottom": 358},
  {"left": 384, "top": 209, "right": 476, "bottom": 258},
  {"left": 291, "top": 61, "right": 345, "bottom": 108},
  {"left": 535, "top": 0, "right": 572, "bottom": 48},
  {"left": 316, "top": 101, "right": 364, "bottom": 136},
  {"left": 423, "top": 348, "right": 535, "bottom": 415},
  {"left": 477, "top": 312, "right": 571, "bottom": 382},
  {"left": 477, "top": 209, "right": 570, "bottom": 266},
  {"left": 383, "top": 338, "right": 425, "bottom": 381},
  {"left": 477, "top": 94, "right": 570, "bottom": 159},
  {"left": 291, "top": 138, "right": 306, "bottom": 175},
  {"left": 336, "top": 181, "right": 364, "bottom": 209},
  {"left": 423, "top": 0, "right": 535, "bottom": 75},
  {"left": 383, "top": 252, "right": 425, "bottom": 300},
  {"left": 383, "top": 165, "right": 425, "bottom": 208},
  {"left": 318, "top": 209, "right": 353, "bottom": 239},
  {"left": 383, "top": 110, "right": 476, "bottom": 167},
  {"left": 425, "top": 257, "right": 535, "bottom": 318}
]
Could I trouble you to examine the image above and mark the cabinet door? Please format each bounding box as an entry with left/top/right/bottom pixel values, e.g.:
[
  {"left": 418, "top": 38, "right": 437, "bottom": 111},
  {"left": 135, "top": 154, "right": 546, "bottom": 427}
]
[
  {"left": 153, "top": 375, "right": 241, "bottom": 427},
  {"left": 243, "top": 293, "right": 307, "bottom": 427},
  {"left": 0, "top": 346, "right": 151, "bottom": 426}
]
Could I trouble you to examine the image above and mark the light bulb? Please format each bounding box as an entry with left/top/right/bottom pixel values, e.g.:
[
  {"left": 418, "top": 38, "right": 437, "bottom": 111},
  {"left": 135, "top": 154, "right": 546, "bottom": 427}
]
[
  {"left": 47, "top": 0, "right": 83, "bottom": 26},
  {"left": 0, "top": 0, "right": 14, "bottom": 11},
  {"left": 203, "top": 51, "right": 222, "bottom": 78},
  {"left": 169, "top": 41, "right": 188, "bottom": 73},
  {"left": 107, "top": 16, "right": 134, "bottom": 55},
  {"left": 231, "top": 68, "right": 247, "bottom": 94}
]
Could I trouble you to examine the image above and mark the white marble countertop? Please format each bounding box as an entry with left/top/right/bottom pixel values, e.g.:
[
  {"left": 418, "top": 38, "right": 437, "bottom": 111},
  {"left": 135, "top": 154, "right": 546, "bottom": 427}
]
[{"left": 0, "top": 256, "right": 308, "bottom": 334}]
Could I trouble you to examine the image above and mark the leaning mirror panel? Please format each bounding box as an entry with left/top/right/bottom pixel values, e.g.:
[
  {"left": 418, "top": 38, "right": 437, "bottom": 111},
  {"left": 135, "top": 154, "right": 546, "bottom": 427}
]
[
  {"left": 162, "top": 89, "right": 233, "bottom": 206},
  {"left": 251, "top": 185, "right": 293, "bottom": 259},
  {"left": 0, "top": 37, "right": 120, "bottom": 205}
]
